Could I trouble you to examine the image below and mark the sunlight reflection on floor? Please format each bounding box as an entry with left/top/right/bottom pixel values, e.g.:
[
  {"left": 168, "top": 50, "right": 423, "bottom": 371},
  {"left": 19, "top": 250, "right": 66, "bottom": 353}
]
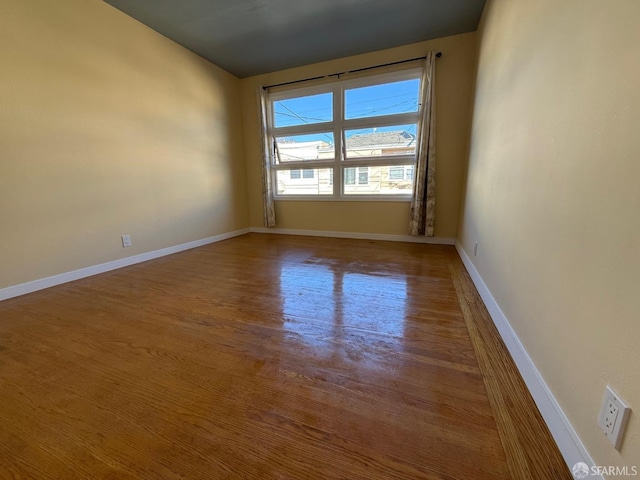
[{"left": 279, "top": 263, "right": 408, "bottom": 361}]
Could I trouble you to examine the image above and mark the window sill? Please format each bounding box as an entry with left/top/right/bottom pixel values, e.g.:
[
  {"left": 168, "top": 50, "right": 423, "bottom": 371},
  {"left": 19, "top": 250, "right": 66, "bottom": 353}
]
[{"left": 274, "top": 195, "right": 412, "bottom": 203}]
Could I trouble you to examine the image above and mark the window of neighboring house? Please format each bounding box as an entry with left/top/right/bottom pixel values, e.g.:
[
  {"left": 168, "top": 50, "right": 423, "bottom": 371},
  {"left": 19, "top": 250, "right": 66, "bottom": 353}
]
[
  {"left": 345, "top": 167, "right": 369, "bottom": 184},
  {"left": 389, "top": 166, "right": 404, "bottom": 180},
  {"left": 288, "top": 169, "right": 315, "bottom": 180},
  {"left": 358, "top": 167, "right": 369, "bottom": 185},
  {"left": 389, "top": 165, "right": 414, "bottom": 181},
  {"left": 267, "top": 68, "right": 421, "bottom": 199},
  {"left": 406, "top": 165, "right": 414, "bottom": 180}
]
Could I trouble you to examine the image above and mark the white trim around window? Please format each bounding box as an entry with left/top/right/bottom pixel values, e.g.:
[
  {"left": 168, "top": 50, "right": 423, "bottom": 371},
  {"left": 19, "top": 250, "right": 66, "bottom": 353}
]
[{"left": 266, "top": 68, "right": 423, "bottom": 201}]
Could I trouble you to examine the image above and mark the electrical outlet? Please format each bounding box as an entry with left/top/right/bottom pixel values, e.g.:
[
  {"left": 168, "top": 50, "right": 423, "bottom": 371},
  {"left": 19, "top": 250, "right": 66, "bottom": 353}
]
[
  {"left": 598, "top": 385, "right": 630, "bottom": 450},
  {"left": 602, "top": 399, "right": 619, "bottom": 435},
  {"left": 121, "top": 234, "right": 132, "bottom": 248},
  {"left": 473, "top": 241, "right": 478, "bottom": 256}
]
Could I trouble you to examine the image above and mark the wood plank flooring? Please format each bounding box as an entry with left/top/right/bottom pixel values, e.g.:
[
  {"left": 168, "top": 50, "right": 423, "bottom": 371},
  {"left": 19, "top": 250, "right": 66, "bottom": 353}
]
[{"left": 0, "top": 233, "right": 570, "bottom": 479}]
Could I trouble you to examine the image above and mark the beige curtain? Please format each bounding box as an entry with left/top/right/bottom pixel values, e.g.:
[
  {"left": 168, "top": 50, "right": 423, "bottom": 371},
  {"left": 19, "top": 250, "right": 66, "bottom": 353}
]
[
  {"left": 258, "top": 86, "right": 276, "bottom": 227},
  {"left": 409, "top": 51, "right": 437, "bottom": 236}
]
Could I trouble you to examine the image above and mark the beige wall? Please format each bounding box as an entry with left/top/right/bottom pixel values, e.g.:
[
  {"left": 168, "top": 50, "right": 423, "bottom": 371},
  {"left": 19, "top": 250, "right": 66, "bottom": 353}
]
[
  {"left": 0, "top": 0, "right": 248, "bottom": 289},
  {"left": 240, "top": 33, "right": 477, "bottom": 237},
  {"left": 458, "top": 0, "right": 640, "bottom": 469}
]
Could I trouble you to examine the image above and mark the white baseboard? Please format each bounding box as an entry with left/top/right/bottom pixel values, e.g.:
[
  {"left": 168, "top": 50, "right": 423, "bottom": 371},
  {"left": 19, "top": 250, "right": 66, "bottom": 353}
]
[
  {"left": 454, "top": 241, "right": 599, "bottom": 478},
  {"left": 0, "top": 228, "right": 251, "bottom": 302},
  {"left": 250, "top": 227, "right": 455, "bottom": 245}
]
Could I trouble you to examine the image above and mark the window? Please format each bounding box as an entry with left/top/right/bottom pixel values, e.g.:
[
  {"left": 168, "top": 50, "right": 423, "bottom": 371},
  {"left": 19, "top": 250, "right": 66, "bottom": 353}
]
[
  {"left": 345, "top": 168, "right": 355, "bottom": 185},
  {"left": 406, "top": 165, "right": 414, "bottom": 180},
  {"left": 389, "top": 165, "right": 414, "bottom": 181},
  {"left": 345, "top": 167, "right": 369, "bottom": 186},
  {"left": 358, "top": 167, "right": 369, "bottom": 185},
  {"left": 389, "top": 166, "right": 404, "bottom": 180},
  {"left": 267, "top": 69, "right": 421, "bottom": 199},
  {"left": 288, "top": 169, "right": 315, "bottom": 179}
]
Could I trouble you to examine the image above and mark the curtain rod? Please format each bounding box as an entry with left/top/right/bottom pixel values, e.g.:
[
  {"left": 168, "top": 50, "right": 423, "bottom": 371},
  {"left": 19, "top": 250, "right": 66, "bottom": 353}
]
[{"left": 263, "top": 52, "right": 441, "bottom": 90}]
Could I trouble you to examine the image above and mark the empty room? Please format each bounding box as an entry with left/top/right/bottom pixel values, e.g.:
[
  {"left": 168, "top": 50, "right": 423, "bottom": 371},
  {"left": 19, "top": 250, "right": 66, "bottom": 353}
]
[{"left": 1, "top": 0, "right": 638, "bottom": 479}]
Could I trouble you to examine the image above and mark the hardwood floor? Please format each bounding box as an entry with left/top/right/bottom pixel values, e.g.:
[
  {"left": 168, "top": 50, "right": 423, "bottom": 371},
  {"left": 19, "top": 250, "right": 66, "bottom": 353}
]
[{"left": 0, "top": 233, "right": 570, "bottom": 479}]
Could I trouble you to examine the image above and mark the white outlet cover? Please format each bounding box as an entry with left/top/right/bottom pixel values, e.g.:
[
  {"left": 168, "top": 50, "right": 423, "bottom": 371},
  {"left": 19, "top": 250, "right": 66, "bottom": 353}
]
[
  {"left": 598, "top": 385, "right": 631, "bottom": 450},
  {"left": 121, "top": 235, "right": 132, "bottom": 248}
]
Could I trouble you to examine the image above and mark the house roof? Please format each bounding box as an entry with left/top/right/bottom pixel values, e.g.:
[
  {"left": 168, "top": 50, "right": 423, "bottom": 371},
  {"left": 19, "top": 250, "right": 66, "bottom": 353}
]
[{"left": 346, "top": 130, "right": 415, "bottom": 149}]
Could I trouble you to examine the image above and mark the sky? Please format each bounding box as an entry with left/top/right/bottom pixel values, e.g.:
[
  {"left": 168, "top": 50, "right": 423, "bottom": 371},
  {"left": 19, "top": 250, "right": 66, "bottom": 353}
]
[{"left": 273, "top": 78, "right": 420, "bottom": 144}]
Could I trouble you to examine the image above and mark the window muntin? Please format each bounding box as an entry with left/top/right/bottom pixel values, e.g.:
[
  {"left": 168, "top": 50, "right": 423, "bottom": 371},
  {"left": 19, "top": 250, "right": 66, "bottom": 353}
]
[{"left": 267, "top": 69, "right": 421, "bottom": 199}]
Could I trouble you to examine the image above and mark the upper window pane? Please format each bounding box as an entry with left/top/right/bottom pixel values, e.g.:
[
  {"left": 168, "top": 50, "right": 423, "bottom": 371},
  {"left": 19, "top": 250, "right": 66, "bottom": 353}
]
[
  {"left": 273, "top": 93, "right": 333, "bottom": 128},
  {"left": 345, "top": 79, "right": 420, "bottom": 120},
  {"left": 275, "top": 133, "right": 334, "bottom": 163},
  {"left": 344, "top": 125, "right": 417, "bottom": 159}
]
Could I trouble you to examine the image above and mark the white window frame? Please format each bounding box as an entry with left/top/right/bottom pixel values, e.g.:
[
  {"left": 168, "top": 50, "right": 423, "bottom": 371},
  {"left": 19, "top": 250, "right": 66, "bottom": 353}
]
[{"left": 266, "top": 68, "right": 422, "bottom": 201}]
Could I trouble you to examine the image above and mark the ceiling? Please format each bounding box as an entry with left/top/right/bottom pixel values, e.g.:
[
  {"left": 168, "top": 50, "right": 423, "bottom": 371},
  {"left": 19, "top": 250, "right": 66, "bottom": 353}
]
[{"left": 103, "top": 0, "right": 485, "bottom": 78}]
